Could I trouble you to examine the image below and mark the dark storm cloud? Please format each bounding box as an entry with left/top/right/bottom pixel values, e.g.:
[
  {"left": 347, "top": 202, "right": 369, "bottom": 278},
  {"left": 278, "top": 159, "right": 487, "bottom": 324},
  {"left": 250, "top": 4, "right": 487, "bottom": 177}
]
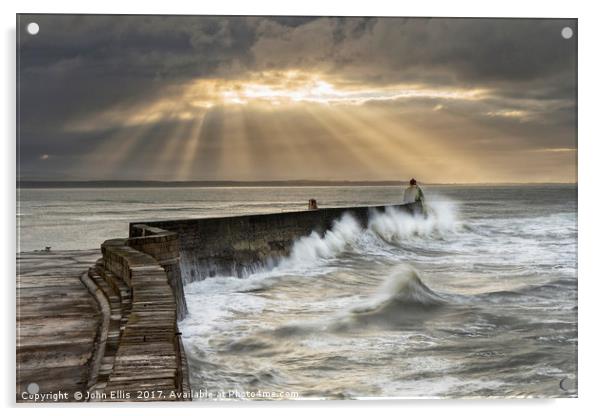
[
  {"left": 251, "top": 17, "right": 575, "bottom": 83},
  {"left": 17, "top": 14, "right": 577, "bottom": 181},
  {"left": 18, "top": 15, "right": 258, "bottom": 127},
  {"left": 266, "top": 16, "right": 321, "bottom": 28}
]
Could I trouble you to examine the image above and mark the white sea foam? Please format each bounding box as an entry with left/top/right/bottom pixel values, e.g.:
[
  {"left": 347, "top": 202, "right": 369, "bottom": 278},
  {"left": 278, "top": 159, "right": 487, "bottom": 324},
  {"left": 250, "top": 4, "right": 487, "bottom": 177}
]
[
  {"left": 279, "top": 213, "right": 362, "bottom": 268},
  {"left": 181, "top": 200, "right": 461, "bottom": 282},
  {"left": 368, "top": 200, "right": 458, "bottom": 243},
  {"left": 178, "top": 186, "right": 577, "bottom": 399},
  {"left": 276, "top": 199, "right": 459, "bottom": 272}
]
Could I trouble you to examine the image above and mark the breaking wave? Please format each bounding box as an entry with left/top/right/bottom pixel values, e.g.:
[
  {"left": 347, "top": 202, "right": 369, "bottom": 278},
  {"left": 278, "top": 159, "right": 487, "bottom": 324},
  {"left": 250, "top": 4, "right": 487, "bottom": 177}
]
[
  {"left": 278, "top": 200, "right": 459, "bottom": 271},
  {"left": 279, "top": 214, "right": 362, "bottom": 268},
  {"left": 369, "top": 201, "right": 458, "bottom": 244},
  {"left": 181, "top": 199, "right": 461, "bottom": 282},
  {"left": 267, "top": 265, "right": 448, "bottom": 336},
  {"left": 352, "top": 265, "right": 446, "bottom": 312},
  {"left": 332, "top": 265, "right": 447, "bottom": 328}
]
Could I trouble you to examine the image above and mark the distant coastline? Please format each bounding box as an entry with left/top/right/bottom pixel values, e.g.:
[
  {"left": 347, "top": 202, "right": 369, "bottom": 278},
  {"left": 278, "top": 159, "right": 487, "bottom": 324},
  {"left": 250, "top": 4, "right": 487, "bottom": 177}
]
[
  {"left": 17, "top": 180, "right": 576, "bottom": 189},
  {"left": 17, "top": 180, "right": 404, "bottom": 188}
]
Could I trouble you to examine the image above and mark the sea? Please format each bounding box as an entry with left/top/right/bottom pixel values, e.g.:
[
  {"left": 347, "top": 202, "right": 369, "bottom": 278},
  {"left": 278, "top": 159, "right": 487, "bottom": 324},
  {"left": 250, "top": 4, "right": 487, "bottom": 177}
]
[{"left": 17, "top": 184, "right": 578, "bottom": 398}]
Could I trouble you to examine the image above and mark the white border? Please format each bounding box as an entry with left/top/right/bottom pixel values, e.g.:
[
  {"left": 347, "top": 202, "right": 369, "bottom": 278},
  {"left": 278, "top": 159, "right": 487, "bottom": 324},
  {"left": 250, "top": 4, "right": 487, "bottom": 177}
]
[{"left": 3, "top": 0, "right": 601, "bottom": 414}]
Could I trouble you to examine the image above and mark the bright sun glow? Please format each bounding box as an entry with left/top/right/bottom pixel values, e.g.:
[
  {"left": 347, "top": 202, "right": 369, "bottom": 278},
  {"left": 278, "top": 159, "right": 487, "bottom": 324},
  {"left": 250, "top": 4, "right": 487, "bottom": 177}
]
[
  {"left": 68, "top": 70, "right": 489, "bottom": 131},
  {"left": 216, "top": 71, "right": 487, "bottom": 106},
  {"left": 67, "top": 68, "right": 575, "bottom": 184}
]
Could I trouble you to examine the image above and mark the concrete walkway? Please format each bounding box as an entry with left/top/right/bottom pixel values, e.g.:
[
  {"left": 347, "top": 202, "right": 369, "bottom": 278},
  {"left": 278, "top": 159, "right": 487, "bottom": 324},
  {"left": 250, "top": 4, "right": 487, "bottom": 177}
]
[{"left": 16, "top": 249, "right": 101, "bottom": 402}]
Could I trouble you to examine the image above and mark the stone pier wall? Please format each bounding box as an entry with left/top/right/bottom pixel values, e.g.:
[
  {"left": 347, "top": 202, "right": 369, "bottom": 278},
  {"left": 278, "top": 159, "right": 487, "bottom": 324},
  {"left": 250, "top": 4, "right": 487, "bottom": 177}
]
[
  {"left": 130, "top": 202, "right": 421, "bottom": 281},
  {"left": 18, "top": 202, "right": 421, "bottom": 402},
  {"left": 127, "top": 226, "right": 188, "bottom": 320},
  {"left": 83, "top": 202, "right": 418, "bottom": 400},
  {"left": 89, "top": 236, "right": 190, "bottom": 401}
]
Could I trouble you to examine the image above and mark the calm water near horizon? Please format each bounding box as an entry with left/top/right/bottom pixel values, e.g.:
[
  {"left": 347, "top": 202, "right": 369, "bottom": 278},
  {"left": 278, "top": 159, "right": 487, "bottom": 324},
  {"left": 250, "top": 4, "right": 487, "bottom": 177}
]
[
  {"left": 17, "top": 184, "right": 577, "bottom": 398},
  {"left": 17, "top": 184, "right": 574, "bottom": 252}
]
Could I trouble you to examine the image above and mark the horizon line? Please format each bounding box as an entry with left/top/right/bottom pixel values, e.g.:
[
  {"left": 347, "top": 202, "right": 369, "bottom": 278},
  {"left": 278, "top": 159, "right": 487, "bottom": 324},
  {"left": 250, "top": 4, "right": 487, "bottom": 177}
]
[{"left": 16, "top": 179, "right": 578, "bottom": 188}]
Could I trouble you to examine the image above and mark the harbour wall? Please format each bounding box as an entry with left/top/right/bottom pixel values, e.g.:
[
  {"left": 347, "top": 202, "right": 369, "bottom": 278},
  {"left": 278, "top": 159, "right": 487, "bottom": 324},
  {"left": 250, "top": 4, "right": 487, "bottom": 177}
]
[
  {"left": 83, "top": 231, "right": 191, "bottom": 401},
  {"left": 130, "top": 202, "right": 421, "bottom": 283},
  {"left": 81, "top": 202, "right": 419, "bottom": 401}
]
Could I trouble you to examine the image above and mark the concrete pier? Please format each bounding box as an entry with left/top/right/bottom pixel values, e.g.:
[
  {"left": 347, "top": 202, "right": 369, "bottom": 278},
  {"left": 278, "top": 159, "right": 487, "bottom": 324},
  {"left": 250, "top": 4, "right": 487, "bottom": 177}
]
[
  {"left": 96, "top": 237, "right": 190, "bottom": 400},
  {"left": 17, "top": 202, "right": 419, "bottom": 402},
  {"left": 17, "top": 240, "right": 191, "bottom": 402},
  {"left": 16, "top": 250, "right": 102, "bottom": 402},
  {"left": 131, "top": 202, "right": 421, "bottom": 282}
]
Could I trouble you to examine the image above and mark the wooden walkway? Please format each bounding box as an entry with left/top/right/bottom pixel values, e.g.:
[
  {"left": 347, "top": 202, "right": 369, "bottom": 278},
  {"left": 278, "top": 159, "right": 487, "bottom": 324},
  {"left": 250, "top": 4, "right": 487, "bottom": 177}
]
[{"left": 16, "top": 250, "right": 102, "bottom": 402}]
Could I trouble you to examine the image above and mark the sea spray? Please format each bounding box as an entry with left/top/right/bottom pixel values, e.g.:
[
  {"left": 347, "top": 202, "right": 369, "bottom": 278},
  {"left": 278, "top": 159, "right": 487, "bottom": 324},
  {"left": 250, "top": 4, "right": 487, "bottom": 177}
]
[
  {"left": 279, "top": 199, "right": 459, "bottom": 271},
  {"left": 181, "top": 199, "right": 461, "bottom": 282},
  {"left": 179, "top": 186, "right": 577, "bottom": 398},
  {"left": 279, "top": 213, "right": 362, "bottom": 269},
  {"left": 368, "top": 200, "right": 458, "bottom": 244}
]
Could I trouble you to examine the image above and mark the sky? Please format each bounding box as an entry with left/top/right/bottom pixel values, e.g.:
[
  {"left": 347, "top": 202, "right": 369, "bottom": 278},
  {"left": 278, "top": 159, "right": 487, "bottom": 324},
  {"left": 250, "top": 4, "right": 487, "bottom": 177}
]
[{"left": 17, "top": 15, "right": 577, "bottom": 183}]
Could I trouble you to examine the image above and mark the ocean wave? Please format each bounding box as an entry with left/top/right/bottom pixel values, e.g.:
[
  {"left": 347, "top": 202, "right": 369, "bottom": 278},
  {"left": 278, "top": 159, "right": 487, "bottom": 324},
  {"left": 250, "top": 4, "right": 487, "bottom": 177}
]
[
  {"left": 329, "top": 266, "right": 447, "bottom": 331},
  {"left": 477, "top": 278, "right": 577, "bottom": 302},
  {"left": 267, "top": 266, "right": 448, "bottom": 336},
  {"left": 275, "top": 200, "right": 460, "bottom": 274},
  {"left": 279, "top": 214, "right": 363, "bottom": 269},
  {"left": 368, "top": 201, "right": 458, "bottom": 244},
  {"left": 181, "top": 200, "right": 461, "bottom": 285},
  {"left": 352, "top": 265, "right": 446, "bottom": 312}
]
